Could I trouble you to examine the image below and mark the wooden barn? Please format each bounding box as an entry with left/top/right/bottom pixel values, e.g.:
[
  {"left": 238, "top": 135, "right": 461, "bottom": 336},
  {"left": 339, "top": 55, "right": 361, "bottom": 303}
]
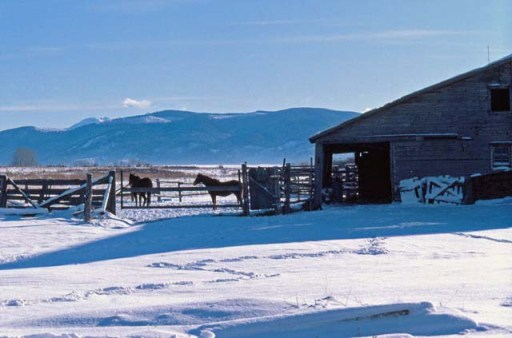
[{"left": 310, "top": 54, "right": 512, "bottom": 205}]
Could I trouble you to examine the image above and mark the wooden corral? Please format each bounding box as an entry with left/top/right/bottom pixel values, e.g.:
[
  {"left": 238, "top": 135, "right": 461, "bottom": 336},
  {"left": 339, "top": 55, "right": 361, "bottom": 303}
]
[
  {"left": 0, "top": 163, "right": 319, "bottom": 218},
  {"left": 310, "top": 54, "right": 512, "bottom": 206}
]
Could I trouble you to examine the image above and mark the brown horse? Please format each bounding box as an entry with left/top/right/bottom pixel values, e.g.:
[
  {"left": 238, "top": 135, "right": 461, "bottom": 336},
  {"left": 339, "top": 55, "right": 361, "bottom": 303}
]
[
  {"left": 193, "top": 173, "right": 242, "bottom": 210},
  {"left": 129, "top": 174, "right": 153, "bottom": 207}
]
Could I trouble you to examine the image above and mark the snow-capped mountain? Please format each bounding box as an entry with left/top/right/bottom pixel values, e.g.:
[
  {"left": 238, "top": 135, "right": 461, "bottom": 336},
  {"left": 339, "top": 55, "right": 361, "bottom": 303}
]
[
  {"left": 0, "top": 108, "right": 359, "bottom": 165},
  {"left": 69, "top": 117, "right": 112, "bottom": 130}
]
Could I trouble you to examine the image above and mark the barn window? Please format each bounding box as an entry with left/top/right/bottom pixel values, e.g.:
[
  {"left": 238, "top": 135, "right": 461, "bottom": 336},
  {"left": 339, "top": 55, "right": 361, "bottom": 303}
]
[
  {"left": 490, "top": 88, "right": 511, "bottom": 111},
  {"left": 491, "top": 144, "right": 512, "bottom": 170}
]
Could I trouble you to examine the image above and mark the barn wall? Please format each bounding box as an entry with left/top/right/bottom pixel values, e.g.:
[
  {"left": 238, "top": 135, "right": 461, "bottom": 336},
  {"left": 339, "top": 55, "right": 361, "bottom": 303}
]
[
  {"left": 318, "top": 60, "right": 512, "bottom": 188},
  {"left": 391, "top": 139, "right": 489, "bottom": 184}
]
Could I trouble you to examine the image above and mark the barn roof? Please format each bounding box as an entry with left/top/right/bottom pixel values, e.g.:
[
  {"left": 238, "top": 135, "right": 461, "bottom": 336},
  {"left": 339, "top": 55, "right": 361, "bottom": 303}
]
[{"left": 310, "top": 53, "right": 512, "bottom": 143}]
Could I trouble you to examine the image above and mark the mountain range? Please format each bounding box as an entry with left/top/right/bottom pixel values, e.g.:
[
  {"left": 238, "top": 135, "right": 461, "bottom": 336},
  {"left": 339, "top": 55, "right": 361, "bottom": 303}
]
[{"left": 0, "top": 108, "right": 359, "bottom": 165}]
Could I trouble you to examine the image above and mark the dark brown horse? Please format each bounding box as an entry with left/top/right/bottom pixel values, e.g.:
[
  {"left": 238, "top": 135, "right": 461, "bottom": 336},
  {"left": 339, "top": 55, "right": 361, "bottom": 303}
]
[
  {"left": 193, "top": 173, "right": 242, "bottom": 210},
  {"left": 129, "top": 174, "right": 153, "bottom": 207}
]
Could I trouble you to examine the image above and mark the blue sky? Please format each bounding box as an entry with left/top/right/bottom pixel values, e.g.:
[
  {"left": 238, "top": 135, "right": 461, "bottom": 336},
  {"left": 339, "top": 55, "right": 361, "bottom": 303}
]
[{"left": 0, "top": 0, "right": 511, "bottom": 131}]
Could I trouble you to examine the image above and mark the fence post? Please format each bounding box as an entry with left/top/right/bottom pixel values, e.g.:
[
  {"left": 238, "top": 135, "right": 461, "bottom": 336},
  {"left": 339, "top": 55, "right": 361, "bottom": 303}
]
[
  {"left": 178, "top": 182, "right": 183, "bottom": 202},
  {"left": 241, "top": 163, "right": 250, "bottom": 216},
  {"left": 120, "top": 170, "right": 124, "bottom": 209},
  {"left": 106, "top": 171, "right": 116, "bottom": 215},
  {"left": 284, "top": 163, "right": 291, "bottom": 214},
  {"left": 0, "top": 175, "right": 7, "bottom": 208},
  {"left": 84, "top": 174, "right": 92, "bottom": 222},
  {"left": 156, "top": 178, "right": 162, "bottom": 202},
  {"left": 274, "top": 170, "right": 281, "bottom": 215},
  {"left": 40, "top": 182, "right": 48, "bottom": 204},
  {"left": 309, "top": 158, "right": 314, "bottom": 209}
]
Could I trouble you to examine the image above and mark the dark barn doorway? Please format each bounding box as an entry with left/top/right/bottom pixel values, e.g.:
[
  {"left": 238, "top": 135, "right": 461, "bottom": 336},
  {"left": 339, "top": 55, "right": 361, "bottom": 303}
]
[
  {"left": 354, "top": 143, "right": 392, "bottom": 202},
  {"left": 326, "top": 142, "right": 392, "bottom": 203}
]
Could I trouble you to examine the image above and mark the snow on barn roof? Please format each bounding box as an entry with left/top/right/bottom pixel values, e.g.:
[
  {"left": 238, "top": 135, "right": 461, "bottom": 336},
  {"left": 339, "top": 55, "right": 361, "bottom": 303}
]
[{"left": 310, "top": 53, "right": 512, "bottom": 143}]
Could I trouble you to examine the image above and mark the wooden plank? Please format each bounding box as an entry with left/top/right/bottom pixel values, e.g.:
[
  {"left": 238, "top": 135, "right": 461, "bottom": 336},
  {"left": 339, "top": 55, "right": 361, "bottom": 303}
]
[
  {"left": 120, "top": 170, "right": 124, "bottom": 209},
  {"left": 68, "top": 196, "right": 103, "bottom": 203},
  {"left": 101, "top": 174, "right": 114, "bottom": 214},
  {"left": 126, "top": 186, "right": 240, "bottom": 193},
  {"left": 274, "top": 175, "right": 281, "bottom": 215},
  {"left": 0, "top": 175, "right": 7, "bottom": 207},
  {"left": 156, "top": 179, "right": 162, "bottom": 202},
  {"left": 284, "top": 163, "right": 291, "bottom": 214},
  {"left": 6, "top": 193, "right": 102, "bottom": 201},
  {"left": 106, "top": 171, "right": 116, "bottom": 214},
  {"left": 313, "top": 143, "right": 325, "bottom": 208},
  {"left": 5, "top": 188, "right": 107, "bottom": 196},
  {"left": 12, "top": 179, "right": 85, "bottom": 186},
  {"left": 84, "top": 174, "right": 92, "bottom": 222},
  {"left": 121, "top": 204, "right": 241, "bottom": 209},
  {"left": 242, "top": 163, "right": 250, "bottom": 216}
]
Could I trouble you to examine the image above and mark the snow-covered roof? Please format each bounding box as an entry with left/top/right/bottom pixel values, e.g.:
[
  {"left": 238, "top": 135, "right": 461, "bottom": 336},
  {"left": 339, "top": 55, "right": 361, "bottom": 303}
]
[{"left": 310, "top": 53, "right": 512, "bottom": 143}]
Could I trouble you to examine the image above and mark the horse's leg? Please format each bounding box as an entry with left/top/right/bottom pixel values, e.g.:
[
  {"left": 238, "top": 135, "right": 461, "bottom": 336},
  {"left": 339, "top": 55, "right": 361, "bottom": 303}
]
[
  {"left": 211, "top": 193, "right": 217, "bottom": 210},
  {"left": 147, "top": 192, "right": 151, "bottom": 206}
]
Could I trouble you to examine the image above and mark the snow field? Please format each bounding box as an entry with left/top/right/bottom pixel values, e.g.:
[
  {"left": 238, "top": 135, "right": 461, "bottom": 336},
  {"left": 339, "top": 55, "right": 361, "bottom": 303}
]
[{"left": 0, "top": 200, "right": 510, "bottom": 337}]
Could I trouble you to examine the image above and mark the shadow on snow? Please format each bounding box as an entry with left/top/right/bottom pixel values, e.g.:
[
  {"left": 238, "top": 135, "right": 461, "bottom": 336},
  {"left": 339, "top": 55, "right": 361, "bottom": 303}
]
[{"left": 1, "top": 203, "right": 511, "bottom": 270}]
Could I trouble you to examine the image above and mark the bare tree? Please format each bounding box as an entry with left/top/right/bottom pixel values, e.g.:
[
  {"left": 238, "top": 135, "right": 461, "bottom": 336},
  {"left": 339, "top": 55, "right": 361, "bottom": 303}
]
[{"left": 11, "top": 147, "right": 38, "bottom": 167}]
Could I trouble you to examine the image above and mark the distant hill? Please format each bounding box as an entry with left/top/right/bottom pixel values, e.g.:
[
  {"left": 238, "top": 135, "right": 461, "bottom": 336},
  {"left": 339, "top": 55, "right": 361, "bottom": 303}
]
[{"left": 0, "top": 108, "right": 359, "bottom": 165}]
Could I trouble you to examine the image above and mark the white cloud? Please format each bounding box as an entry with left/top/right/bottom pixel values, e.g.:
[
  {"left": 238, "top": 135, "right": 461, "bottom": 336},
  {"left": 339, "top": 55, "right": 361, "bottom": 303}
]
[{"left": 122, "top": 98, "right": 151, "bottom": 109}]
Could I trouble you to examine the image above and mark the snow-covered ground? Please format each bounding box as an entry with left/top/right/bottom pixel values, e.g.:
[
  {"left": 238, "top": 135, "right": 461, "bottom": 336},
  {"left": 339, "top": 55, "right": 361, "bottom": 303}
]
[{"left": 0, "top": 199, "right": 511, "bottom": 337}]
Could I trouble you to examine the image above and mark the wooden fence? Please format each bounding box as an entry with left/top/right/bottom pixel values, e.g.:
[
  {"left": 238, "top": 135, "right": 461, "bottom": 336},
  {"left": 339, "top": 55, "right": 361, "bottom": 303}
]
[
  {"left": 0, "top": 162, "right": 319, "bottom": 219},
  {"left": 0, "top": 171, "right": 116, "bottom": 220}
]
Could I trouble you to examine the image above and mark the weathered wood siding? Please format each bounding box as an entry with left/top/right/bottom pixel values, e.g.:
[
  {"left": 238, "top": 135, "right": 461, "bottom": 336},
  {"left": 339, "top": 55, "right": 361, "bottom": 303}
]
[
  {"left": 392, "top": 139, "right": 487, "bottom": 180},
  {"left": 317, "top": 60, "right": 512, "bottom": 191}
]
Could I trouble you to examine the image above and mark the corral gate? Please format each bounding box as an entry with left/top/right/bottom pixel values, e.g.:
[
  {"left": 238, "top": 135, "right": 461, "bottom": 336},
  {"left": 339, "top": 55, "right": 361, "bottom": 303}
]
[{"left": 0, "top": 171, "right": 116, "bottom": 220}]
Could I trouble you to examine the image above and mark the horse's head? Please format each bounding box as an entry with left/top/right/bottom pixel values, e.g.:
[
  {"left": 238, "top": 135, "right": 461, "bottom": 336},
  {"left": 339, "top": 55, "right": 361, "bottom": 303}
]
[
  {"left": 193, "top": 174, "right": 204, "bottom": 186},
  {"left": 128, "top": 174, "right": 138, "bottom": 185}
]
